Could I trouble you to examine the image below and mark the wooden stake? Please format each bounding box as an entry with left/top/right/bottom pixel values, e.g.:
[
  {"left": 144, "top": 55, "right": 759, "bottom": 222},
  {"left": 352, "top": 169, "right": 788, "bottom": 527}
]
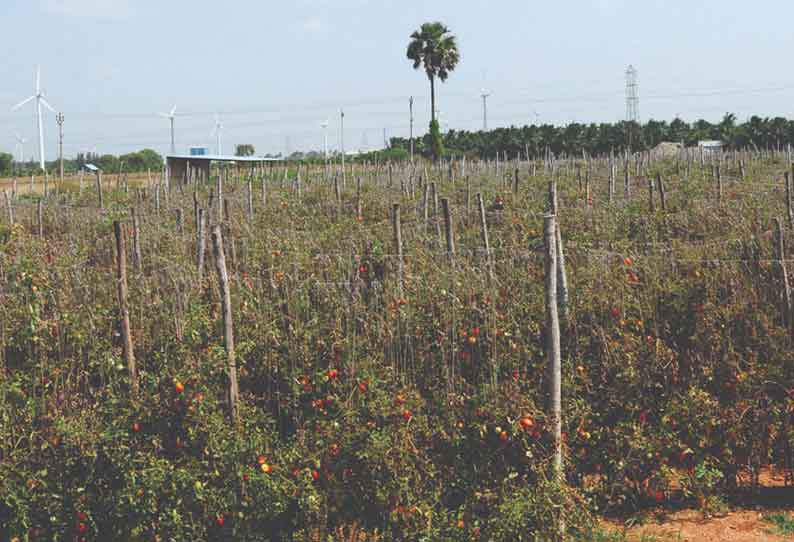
[
  {"left": 391, "top": 204, "right": 404, "bottom": 295},
  {"left": 555, "top": 222, "right": 569, "bottom": 320},
  {"left": 477, "top": 193, "right": 494, "bottom": 283},
  {"left": 775, "top": 218, "right": 793, "bottom": 329},
  {"left": 657, "top": 173, "right": 667, "bottom": 212},
  {"left": 131, "top": 207, "right": 142, "bottom": 273},
  {"left": 197, "top": 208, "right": 207, "bottom": 283},
  {"left": 786, "top": 172, "right": 794, "bottom": 229},
  {"left": 114, "top": 221, "right": 137, "bottom": 396},
  {"left": 441, "top": 197, "right": 455, "bottom": 261},
  {"left": 37, "top": 199, "right": 43, "bottom": 237},
  {"left": 96, "top": 171, "right": 103, "bottom": 209},
  {"left": 543, "top": 214, "right": 562, "bottom": 482},
  {"left": 211, "top": 224, "right": 239, "bottom": 424}
]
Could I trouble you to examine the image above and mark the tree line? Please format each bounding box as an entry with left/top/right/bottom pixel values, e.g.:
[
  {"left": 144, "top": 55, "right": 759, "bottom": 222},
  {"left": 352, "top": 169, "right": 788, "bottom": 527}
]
[
  {"left": 0, "top": 148, "right": 164, "bottom": 177},
  {"left": 389, "top": 113, "right": 794, "bottom": 160}
]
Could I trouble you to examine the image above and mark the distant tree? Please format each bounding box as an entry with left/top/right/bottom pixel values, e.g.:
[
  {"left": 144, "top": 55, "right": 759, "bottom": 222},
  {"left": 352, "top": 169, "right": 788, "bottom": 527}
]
[
  {"left": 120, "top": 149, "right": 164, "bottom": 172},
  {"left": 235, "top": 144, "right": 255, "bottom": 157},
  {"left": 0, "top": 152, "right": 13, "bottom": 175},
  {"left": 407, "top": 22, "right": 459, "bottom": 160}
]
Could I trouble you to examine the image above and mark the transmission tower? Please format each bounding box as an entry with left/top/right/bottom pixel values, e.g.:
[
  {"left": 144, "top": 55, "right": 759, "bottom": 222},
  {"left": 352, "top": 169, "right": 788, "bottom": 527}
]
[
  {"left": 625, "top": 65, "right": 639, "bottom": 149},
  {"left": 625, "top": 65, "right": 639, "bottom": 123}
]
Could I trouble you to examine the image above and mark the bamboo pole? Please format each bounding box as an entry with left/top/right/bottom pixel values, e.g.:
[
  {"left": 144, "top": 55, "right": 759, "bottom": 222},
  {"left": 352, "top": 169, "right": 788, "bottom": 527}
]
[
  {"left": 211, "top": 224, "right": 239, "bottom": 424},
  {"left": 114, "top": 221, "right": 137, "bottom": 396}
]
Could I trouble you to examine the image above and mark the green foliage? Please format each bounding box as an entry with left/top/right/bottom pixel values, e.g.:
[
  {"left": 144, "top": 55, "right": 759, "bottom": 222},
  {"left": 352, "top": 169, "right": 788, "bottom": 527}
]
[
  {"left": 119, "top": 148, "right": 164, "bottom": 172},
  {"left": 235, "top": 144, "right": 255, "bottom": 157},
  {"left": 0, "top": 152, "right": 13, "bottom": 175},
  {"left": 764, "top": 512, "right": 794, "bottom": 537},
  {"left": 428, "top": 119, "right": 444, "bottom": 161},
  {"left": 1, "top": 156, "right": 793, "bottom": 538}
]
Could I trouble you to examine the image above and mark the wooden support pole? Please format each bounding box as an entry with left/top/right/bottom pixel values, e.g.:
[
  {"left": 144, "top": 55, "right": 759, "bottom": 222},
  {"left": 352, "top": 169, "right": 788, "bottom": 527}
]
[
  {"left": 131, "top": 207, "right": 142, "bottom": 274},
  {"left": 775, "top": 218, "right": 793, "bottom": 332},
  {"left": 441, "top": 197, "right": 455, "bottom": 261},
  {"left": 648, "top": 176, "right": 655, "bottom": 213},
  {"left": 96, "top": 172, "right": 103, "bottom": 209},
  {"left": 555, "top": 222, "right": 569, "bottom": 320},
  {"left": 197, "top": 208, "right": 207, "bottom": 283},
  {"left": 786, "top": 172, "right": 794, "bottom": 229},
  {"left": 355, "top": 177, "right": 363, "bottom": 218},
  {"left": 543, "top": 214, "right": 563, "bottom": 482},
  {"left": 477, "top": 193, "right": 494, "bottom": 283},
  {"left": 114, "top": 221, "right": 137, "bottom": 396},
  {"left": 392, "top": 204, "right": 404, "bottom": 296},
  {"left": 37, "top": 199, "right": 43, "bottom": 237},
  {"left": 432, "top": 182, "right": 442, "bottom": 247},
  {"left": 3, "top": 191, "right": 13, "bottom": 225},
  {"left": 657, "top": 173, "right": 667, "bottom": 212},
  {"left": 246, "top": 178, "right": 254, "bottom": 223},
  {"left": 211, "top": 225, "right": 239, "bottom": 424}
]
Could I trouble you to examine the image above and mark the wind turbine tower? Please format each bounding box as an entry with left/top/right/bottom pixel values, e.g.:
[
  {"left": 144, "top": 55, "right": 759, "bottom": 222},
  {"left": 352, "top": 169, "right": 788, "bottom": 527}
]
[
  {"left": 11, "top": 67, "right": 56, "bottom": 171},
  {"left": 213, "top": 114, "right": 223, "bottom": 155},
  {"left": 481, "top": 89, "right": 490, "bottom": 131},
  {"left": 321, "top": 119, "right": 329, "bottom": 160},
  {"left": 14, "top": 134, "right": 27, "bottom": 163},
  {"left": 159, "top": 105, "right": 177, "bottom": 154}
]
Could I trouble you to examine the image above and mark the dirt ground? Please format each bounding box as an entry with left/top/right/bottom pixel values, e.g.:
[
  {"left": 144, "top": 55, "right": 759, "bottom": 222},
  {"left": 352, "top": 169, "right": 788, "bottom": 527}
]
[
  {"left": 603, "top": 468, "right": 794, "bottom": 541},
  {"left": 606, "top": 508, "right": 791, "bottom": 542}
]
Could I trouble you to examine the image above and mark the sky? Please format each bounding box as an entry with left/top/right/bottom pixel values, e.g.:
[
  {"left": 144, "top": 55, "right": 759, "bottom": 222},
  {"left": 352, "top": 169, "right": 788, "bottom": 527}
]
[{"left": 2, "top": 0, "right": 794, "bottom": 160}]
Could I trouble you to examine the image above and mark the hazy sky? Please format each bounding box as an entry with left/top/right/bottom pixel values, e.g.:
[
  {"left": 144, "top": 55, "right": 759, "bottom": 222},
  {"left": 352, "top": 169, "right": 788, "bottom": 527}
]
[{"left": 2, "top": 0, "right": 794, "bottom": 159}]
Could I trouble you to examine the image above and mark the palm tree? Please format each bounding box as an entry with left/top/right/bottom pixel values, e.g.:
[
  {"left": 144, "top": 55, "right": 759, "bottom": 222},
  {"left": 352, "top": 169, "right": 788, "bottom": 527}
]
[{"left": 406, "top": 22, "right": 460, "bottom": 124}]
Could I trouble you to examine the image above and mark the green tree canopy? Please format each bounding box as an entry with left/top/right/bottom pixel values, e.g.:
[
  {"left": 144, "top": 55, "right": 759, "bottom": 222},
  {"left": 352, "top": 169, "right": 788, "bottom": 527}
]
[{"left": 235, "top": 144, "right": 255, "bottom": 157}]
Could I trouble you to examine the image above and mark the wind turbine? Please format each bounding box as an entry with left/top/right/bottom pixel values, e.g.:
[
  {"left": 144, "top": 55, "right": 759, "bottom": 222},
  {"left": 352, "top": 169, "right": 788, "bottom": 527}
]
[
  {"left": 158, "top": 104, "right": 177, "bottom": 154},
  {"left": 213, "top": 113, "right": 223, "bottom": 155},
  {"left": 14, "top": 133, "right": 27, "bottom": 163},
  {"left": 320, "top": 119, "right": 329, "bottom": 160},
  {"left": 12, "top": 66, "right": 56, "bottom": 171}
]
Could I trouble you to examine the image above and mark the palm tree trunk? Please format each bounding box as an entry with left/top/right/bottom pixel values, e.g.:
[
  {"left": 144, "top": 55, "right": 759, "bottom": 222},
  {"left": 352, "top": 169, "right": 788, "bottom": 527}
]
[{"left": 430, "top": 75, "right": 436, "bottom": 123}]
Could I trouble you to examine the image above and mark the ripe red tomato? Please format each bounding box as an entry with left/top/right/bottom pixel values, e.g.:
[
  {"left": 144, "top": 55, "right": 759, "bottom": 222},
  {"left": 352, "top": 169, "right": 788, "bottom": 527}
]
[
  {"left": 358, "top": 380, "right": 368, "bottom": 393},
  {"left": 401, "top": 409, "right": 412, "bottom": 421},
  {"left": 610, "top": 307, "right": 620, "bottom": 319},
  {"left": 623, "top": 256, "right": 633, "bottom": 267},
  {"left": 311, "top": 470, "right": 320, "bottom": 481},
  {"left": 215, "top": 514, "right": 225, "bottom": 526},
  {"left": 174, "top": 381, "right": 185, "bottom": 394},
  {"left": 327, "top": 368, "right": 339, "bottom": 381},
  {"left": 77, "top": 523, "right": 87, "bottom": 533},
  {"left": 257, "top": 455, "right": 266, "bottom": 465},
  {"left": 499, "top": 431, "right": 509, "bottom": 442},
  {"left": 132, "top": 423, "right": 140, "bottom": 433},
  {"left": 260, "top": 463, "right": 272, "bottom": 474},
  {"left": 520, "top": 416, "right": 534, "bottom": 430}
]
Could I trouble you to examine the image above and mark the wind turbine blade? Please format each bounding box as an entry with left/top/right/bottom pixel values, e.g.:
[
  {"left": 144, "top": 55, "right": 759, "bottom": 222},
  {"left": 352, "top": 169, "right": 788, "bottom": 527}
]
[
  {"left": 170, "top": 104, "right": 177, "bottom": 116},
  {"left": 158, "top": 112, "right": 170, "bottom": 118},
  {"left": 11, "top": 95, "right": 36, "bottom": 110},
  {"left": 36, "top": 66, "right": 41, "bottom": 93},
  {"left": 40, "top": 98, "right": 56, "bottom": 113}
]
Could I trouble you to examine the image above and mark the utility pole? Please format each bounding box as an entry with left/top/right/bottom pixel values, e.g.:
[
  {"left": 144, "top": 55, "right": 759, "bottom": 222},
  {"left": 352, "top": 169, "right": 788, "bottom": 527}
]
[
  {"left": 409, "top": 96, "right": 414, "bottom": 163},
  {"left": 481, "top": 89, "right": 490, "bottom": 131},
  {"left": 56, "top": 112, "right": 65, "bottom": 187}
]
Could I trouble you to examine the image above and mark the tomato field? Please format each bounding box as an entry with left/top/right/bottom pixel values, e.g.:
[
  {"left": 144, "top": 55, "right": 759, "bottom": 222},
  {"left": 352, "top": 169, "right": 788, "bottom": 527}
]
[{"left": 1, "top": 151, "right": 793, "bottom": 541}]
